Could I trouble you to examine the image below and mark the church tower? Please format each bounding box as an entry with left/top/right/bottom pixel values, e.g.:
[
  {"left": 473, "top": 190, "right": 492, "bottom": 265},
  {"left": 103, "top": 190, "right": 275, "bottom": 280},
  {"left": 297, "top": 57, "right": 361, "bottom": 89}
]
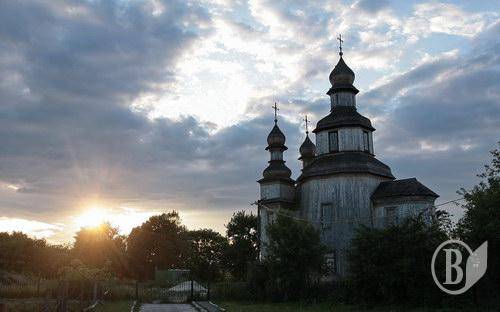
[
  {"left": 296, "top": 38, "right": 395, "bottom": 276},
  {"left": 257, "top": 103, "right": 295, "bottom": 258}
]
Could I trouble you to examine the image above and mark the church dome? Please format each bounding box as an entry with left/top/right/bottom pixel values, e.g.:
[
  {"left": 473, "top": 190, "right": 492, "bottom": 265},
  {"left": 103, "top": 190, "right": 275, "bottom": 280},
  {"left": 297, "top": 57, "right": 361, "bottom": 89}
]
[
  {"left": 262, "top": 161, "right": 292, "bottom": 179},
  {"left": 329, "top": 56, "right": 355, "bottom": 86},
  {"left": 299, "top": 135, "right": 316, "bottom": 158},
  {"left": 267, "top": 124, "right": 286, "bottom": 147}
]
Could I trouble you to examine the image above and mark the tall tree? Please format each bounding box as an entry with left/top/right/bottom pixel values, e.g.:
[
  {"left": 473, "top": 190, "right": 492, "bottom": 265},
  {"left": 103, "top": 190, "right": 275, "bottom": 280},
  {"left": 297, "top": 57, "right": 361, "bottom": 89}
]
[
  {"left": 73, "top": 222, "right": 126, "bottom": 276},
  {"left": 224, "top": 211, "right": 258, "bottom": 280},
  {"left": 127, "top": 211, "right": 189, "bottom": 280},
  {"left": 455, "top": 143, "right": 500, "bottom": 303},
  {"left": 187, "top": 229, "right": 228, "bottom": 282}
]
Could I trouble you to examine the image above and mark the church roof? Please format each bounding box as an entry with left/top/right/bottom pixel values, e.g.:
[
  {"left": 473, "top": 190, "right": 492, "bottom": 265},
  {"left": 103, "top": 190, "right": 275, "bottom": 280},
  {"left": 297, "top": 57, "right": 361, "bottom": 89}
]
[
  {"left": 299, "top": 134, "right": 316, "bottom": 159},
  {"left": 371, "top": 178, "right": 439, "bottom": 200},
  {"left": 297, "top": 152, "right": 394, "bottom": 181},
  {"left": 266, "top": 124, "right": 287, "bottom": 150},
  {"left": 327, "top": 56, "right": 359, "bottom": 95},
  {"left": 329, "top": 56, "right": 355, "bottom": 85},
  {"left": 313, "top": 106, "right": 375, "bottom": 133}
]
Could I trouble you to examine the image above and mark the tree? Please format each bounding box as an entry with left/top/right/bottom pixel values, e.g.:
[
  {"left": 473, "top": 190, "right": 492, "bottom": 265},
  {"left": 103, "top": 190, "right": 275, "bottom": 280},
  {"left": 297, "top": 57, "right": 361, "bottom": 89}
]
[
  {"left": 187, "top": 229, "right": 228, "bottom": 282},
  {"left": 73, "top": 222, "right": 126, "bottom": 277},
  {"left": 455, "top": 143, "right": 500, "bottom": 303},
  {"left": 127, "top": 211, "right": 189, "bottom": 280},
  {"left": 264, "top": 214, "right": 326, "bottom": 300},
  {"left": 349, "top": 215, "right": 449, "bottom": 305},
  {"left": 0, "top": 232, "right": 71, "bottom": 278},
  {"left": 224, "top": 211, "right": 258, "bottom": 280}
]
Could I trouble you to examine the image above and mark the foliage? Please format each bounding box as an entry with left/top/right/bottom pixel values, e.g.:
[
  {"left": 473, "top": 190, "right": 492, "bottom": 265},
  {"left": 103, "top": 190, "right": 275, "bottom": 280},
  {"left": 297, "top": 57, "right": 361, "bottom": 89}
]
[
  {"left": 349, "top": 216, "right": 448, "bottom": 305},
  {"left": 186, "top": 229, "right": 228, "bottom": 281},
  {"left": 0, "top": 232, "right": 70, "bottom": 278},
  {"left": 73, "top": 223, "right": 126, "bottom": 277},
  {"left": 126, "top": 211, "right": 189, "bottom": 280},
  {"left": 225, "top": 211, "right": 259, "bottom": 281},
  {"left": 262, "top": 214, "right": 326, "bottom": 300},
  {"left": 58, "top": 259, "right": 113, "bottom": 281},
  {"left": 455, "top": 143, "right": 500, "bottom": 302}
]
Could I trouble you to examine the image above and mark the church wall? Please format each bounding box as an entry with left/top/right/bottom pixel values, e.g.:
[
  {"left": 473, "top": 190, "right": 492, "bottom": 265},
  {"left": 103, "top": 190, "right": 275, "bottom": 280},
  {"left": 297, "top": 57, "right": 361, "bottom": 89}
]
[
  {"left": 330, "top": 91, "right": 356, "bottom": 108},
  {"left": 298, "top": 173, "right": 390, "bottom": 276},
  {"left": 260, "top": 182, "right": 295, "bottom": 201},
  {"left": 315, "top": 127, "right": 374, "bottom": 155},
  {"left": 372, "top": 196, "right": 436, "bottom": 228}
]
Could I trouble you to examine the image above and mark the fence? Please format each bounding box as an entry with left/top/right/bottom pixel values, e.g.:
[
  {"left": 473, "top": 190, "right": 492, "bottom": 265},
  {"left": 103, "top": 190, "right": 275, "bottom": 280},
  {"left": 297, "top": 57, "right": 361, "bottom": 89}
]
[{"left": 0, "top": 277, "right": 212, "bottom": 310}]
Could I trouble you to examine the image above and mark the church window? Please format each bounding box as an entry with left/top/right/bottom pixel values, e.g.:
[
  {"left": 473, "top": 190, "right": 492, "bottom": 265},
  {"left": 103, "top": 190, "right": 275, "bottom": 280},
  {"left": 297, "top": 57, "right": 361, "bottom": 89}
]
[
  {"left": 363, "top": 131, "right": 370, "bottom": 152},
  {"left": 325, "top": 251, "right": 336, "bottom": 273},
  {"left": 329, "top": 131, "right": 339, "bottom": 152},
  {"left": 320, "top": 203, "right": 332, "bottom": 229},
  {"left": 385, "top": 206, "right": 398, "bottom": 226}
]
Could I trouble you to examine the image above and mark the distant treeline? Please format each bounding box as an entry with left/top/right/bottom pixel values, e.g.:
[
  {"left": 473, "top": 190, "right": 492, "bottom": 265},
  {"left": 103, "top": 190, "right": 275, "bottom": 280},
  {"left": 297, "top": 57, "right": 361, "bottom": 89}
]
[{"left": 0, "top": 210, "right": 258, "bottom": 283}]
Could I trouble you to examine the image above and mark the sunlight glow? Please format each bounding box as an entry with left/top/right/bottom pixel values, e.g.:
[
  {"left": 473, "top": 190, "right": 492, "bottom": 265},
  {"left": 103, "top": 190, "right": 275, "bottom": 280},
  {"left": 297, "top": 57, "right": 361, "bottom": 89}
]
[{"left": 76, "top": 206, "right": 110, "bottom": 228}]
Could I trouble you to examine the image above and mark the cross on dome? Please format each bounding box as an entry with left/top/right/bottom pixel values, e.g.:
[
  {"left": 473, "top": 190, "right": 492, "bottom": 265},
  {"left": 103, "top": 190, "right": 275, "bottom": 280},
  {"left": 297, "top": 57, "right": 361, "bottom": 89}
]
[
  {"left": 337, "top": 34, "right": 344, "bottom": 56},
  {"left": 304, "top": 115, "right": 309, "bottom": 134},
  {"left": 272, "top": 102, "right": 279, "bottom": 124}
]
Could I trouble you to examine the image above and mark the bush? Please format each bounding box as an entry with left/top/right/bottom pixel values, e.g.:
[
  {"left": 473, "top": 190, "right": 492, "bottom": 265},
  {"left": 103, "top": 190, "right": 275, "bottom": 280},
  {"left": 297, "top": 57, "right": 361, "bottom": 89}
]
[{"left": 348, "top": 216, "right": 448, "bottom": 305}]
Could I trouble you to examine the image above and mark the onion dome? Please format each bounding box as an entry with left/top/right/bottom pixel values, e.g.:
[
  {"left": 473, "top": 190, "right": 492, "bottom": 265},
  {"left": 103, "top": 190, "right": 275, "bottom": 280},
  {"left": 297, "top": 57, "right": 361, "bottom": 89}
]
[
  {"left": 299, "top": 135, "right": 316, "bottom": 159},
  {"left": 266, "top": 124, "right": 286, "bottom": 149},
  {"left": 329, "top": 56, "right": 355, "bottom": 85}
]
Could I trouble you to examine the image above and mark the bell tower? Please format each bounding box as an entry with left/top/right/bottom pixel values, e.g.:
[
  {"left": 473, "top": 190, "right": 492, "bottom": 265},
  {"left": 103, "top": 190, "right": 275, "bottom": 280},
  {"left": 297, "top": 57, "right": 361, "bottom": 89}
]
[{"left": 257, "top": 103, "right": 295, "bottom": 258}]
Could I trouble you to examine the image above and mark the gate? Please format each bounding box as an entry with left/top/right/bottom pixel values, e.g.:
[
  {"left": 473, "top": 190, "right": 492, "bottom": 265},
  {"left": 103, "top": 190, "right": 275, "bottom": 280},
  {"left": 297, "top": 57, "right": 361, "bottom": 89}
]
[{"left": 144, "top": 269, "right": 210, "bottom": 303}]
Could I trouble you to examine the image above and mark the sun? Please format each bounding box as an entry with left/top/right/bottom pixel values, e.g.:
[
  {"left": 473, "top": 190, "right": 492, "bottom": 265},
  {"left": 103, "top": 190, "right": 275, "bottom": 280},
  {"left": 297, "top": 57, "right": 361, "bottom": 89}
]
[{"left": 76, "top": 206, "right": 110, "bottom": 228}]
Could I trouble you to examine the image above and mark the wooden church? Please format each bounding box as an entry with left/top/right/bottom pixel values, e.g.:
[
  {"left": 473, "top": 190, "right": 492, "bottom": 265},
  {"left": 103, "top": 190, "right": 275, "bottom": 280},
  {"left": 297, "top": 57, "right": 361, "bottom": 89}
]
[{"left": 257, "top": 41, "right": 439, "bottom": 277}]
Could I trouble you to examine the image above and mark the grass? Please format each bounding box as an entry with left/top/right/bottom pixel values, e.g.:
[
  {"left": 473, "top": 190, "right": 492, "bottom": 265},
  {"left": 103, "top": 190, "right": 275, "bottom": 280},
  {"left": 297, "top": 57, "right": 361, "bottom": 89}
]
[
  {"left": 218, "top": 301, "right": 359, "bottom": 312},
  {"left": 217, "top": 301, "right": 486, "bottom": 312},
  {"left": 94, "top": 300, "right": 135, "bottom": 312}
]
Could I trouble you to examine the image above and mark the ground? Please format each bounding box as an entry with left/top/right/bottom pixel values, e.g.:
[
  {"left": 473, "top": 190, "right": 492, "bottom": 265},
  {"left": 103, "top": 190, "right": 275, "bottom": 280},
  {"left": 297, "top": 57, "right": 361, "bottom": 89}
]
[
  {"left": 95, "top": 300, "right": 135, "bottom": 312},
  {"left": 139, "top": 303, "right": 197, "bottom": 312},
  {"left": 216, "top": 301, "right": 477, "bottom": 312}
]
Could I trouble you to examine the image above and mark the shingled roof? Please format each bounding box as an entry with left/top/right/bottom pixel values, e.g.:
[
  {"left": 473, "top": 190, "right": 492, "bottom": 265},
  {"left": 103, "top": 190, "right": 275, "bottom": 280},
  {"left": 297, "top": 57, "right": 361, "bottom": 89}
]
[
  {"left": 371, "top": 178, "right": 439, "bottom": 200},
  {"left": 297, "top": 152, "right": 394, "bottom": 181},
  {"left": 313, "top": 106, "right": 375, "bottom": 133}
]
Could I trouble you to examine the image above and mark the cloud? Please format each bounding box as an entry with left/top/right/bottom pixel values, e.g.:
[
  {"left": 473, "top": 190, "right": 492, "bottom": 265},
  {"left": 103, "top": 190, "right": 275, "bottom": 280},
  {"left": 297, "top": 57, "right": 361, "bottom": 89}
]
[
  {"left": 0, "top": 217, "right": 63, "bottom": 239},
  {"left": 0, "top": 0, "right": 498, "bottom": 241},
  {"left": 403, "top": 2, "right": 497, "bottom": 42}
]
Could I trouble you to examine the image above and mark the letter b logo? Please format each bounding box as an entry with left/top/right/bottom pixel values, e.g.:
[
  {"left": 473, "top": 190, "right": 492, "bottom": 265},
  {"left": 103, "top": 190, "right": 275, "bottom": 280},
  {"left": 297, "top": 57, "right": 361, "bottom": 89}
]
[{"left": 431, "top": 240, "right": 488, "bottom": 295}]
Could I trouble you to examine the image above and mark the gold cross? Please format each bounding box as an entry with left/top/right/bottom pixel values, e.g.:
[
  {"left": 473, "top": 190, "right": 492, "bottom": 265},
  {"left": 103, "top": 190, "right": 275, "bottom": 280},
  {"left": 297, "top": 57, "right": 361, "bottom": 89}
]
[
  {"left": 272, "top": 102, "right": 279, "bottom": 124},
  {"left": 337, "top": 34, "right": 344, "bottom": 56}
]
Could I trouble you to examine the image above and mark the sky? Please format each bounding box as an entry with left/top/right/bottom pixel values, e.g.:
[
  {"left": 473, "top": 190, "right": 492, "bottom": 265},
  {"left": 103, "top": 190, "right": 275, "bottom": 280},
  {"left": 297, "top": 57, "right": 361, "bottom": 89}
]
[{"left": 0, "top": 0, "right": 499, "bottom": 243}]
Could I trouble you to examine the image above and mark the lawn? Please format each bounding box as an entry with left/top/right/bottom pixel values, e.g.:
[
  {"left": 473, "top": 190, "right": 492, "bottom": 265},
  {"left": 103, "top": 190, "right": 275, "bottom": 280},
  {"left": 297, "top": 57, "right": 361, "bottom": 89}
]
[
  {"left": 217, "top": 301, "right": 478, "bottom": 312},
  {"left": 218, "top": 301, "right": 358, "bottom": 312}
]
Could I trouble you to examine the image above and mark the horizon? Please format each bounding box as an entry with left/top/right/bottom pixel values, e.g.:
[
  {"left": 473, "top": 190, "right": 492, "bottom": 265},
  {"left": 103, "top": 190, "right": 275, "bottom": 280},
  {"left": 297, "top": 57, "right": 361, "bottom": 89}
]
[{"left": 1, "top": 0, "right": 499, "bottom": 244}]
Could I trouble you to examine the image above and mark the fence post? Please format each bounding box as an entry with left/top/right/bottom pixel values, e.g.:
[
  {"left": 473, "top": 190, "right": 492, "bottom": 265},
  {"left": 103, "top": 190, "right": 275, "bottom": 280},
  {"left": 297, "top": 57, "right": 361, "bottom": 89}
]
[
  {"left": 190, "top": 280, "right": 194, "bottom": 301},
  {"left": 135, "top": 281, "right": 139, "bottom": 301},
  {"left": 37, "top": 275, "right": 41, "bottom": 297},
  {"left": 207, "top": 281, "right": 210, "bottom": 301},
  {"left": 92, "top": 282, "right": 98, "bottom": 302}
]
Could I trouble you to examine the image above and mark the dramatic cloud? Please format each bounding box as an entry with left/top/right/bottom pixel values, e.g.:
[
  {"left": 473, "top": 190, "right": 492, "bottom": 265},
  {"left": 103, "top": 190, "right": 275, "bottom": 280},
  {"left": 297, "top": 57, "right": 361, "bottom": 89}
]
[{"left": 0, "top": 0, "right": 498, "bottom": 241}]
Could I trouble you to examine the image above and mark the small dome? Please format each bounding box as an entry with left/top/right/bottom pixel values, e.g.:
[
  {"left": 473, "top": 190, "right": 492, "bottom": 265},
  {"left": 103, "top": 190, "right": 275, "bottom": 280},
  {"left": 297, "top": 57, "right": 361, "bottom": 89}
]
[
  {"left": 262, "top": 161, "right": 292, "bottom": 179},
  {"left": 299, "top": 135, "right": 316, "bottom": 158},
  {"left": 329, "top": 57, "right": 355, "bottom": 86},
  {"left": 267, "top": 124, "right": 286, "bottom": 146}
]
